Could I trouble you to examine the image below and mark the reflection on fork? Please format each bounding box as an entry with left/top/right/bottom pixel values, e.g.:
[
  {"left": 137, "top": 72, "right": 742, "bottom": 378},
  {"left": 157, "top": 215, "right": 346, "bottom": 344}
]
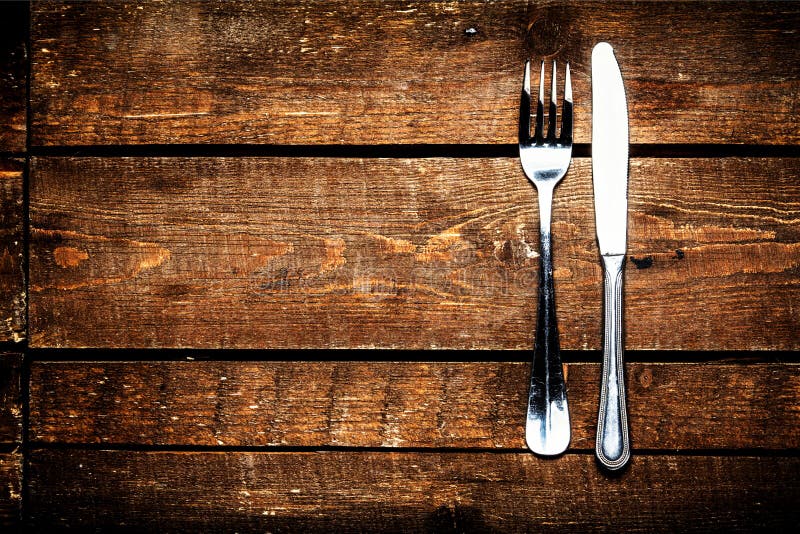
[{"left": 519, "top": 59, "right": 573, "bottom": 456}]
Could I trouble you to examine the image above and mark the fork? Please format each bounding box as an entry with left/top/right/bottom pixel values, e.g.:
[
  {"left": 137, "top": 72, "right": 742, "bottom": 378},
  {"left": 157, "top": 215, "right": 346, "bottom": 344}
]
[{"left": 519, "top": 59, "right": 573, "bottom": 456}]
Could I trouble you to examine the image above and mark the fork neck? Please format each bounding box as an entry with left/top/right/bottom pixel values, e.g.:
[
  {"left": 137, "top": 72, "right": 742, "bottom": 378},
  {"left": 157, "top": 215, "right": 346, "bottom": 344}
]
[{"left": 536, "top": 182, "right": 555, "bottom": 234}]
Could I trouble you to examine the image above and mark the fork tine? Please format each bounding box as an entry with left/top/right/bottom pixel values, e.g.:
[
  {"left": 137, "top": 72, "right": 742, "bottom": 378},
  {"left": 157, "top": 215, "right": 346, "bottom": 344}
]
[
  {"left": 547, "top": 60, "right": 558, "bottom": 143},
  {"left": 534, "top": 61, "right": 545, "bottom": 144},
  {"left": 560, "top": 62, "right": 573, "bottom": 145},
  {"left": 519, "top": 60, "right": 531, "bottom": 145}
]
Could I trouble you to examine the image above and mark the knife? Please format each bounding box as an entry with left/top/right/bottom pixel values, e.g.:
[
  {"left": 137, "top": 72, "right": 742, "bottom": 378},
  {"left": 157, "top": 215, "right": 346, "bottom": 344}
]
[{"left": 591, "top": 42, "right": 631, "bottom": 471}]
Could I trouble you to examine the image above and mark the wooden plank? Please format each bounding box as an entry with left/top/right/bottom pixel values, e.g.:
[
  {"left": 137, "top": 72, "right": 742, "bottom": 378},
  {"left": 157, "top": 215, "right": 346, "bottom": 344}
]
[
  {"left": 26, "top": 450, "right": 800, "bottom": 532},
  {"left": 0, "top": 159, "right": 24, "bottom": 344},
  {"left": 0, "top": 353, "right": 22, "bottom": 445},
  {"left": 0, "top": 452, "right": 22, "bottom": 532},
  {"left": 30, "top": 1, "right": 800, "bottom": 145},
  {"left": 0, "top": 352, "right": 22, "bottom": 532},
  {"left": 0, "top": 2, "right": 26, "bottom": 152},
  {"left": 29, "top": 157, "right": 800, "bottom": 349},
  {"left": 29, "top": 361, "right": 800, "bottom": 450}
]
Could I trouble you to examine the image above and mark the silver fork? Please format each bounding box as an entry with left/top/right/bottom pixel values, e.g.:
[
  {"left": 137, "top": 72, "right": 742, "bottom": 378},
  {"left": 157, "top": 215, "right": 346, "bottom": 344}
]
[{"left": 519, "top": 59, "right": 573, "bottom": 456}]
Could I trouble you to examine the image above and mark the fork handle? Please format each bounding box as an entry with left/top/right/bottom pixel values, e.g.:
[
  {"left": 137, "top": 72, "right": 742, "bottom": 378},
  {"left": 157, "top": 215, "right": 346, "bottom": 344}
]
[
  {"left": 596, "top": 254, "right": 630, "bottom": 470},
  {"left": 525, "top": 197, "right": 570, "bottom": 456}
]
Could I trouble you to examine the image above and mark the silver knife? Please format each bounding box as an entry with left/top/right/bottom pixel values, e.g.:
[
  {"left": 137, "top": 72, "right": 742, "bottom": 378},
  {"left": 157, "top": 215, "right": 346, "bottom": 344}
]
[{"left": 591, "top": 42, "right": 631, "bottom": 470}]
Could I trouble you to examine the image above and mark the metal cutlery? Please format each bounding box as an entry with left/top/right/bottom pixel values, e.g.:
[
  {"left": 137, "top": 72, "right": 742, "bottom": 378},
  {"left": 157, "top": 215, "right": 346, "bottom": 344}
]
[
  {"left": 519, "top": 59, "right": 573, "bottom": 456},
  {"left": 591, "top": 42, "right": 631, "bottom": 470}
]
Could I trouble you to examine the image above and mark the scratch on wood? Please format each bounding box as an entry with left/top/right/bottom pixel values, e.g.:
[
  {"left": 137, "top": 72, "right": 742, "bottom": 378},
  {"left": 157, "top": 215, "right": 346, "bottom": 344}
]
[
  {"left": 632, "top": 213, "right": 777, "bottom": 242},
  {"left": 309, "top": 278, "right": 454, "bottom": 299},
  {"left": 646, "top": 242, "right": 800, "bottom": 278},
  {"left": 122, "top": 112, "right": 210, "bottom": 119},
  {"left": 283, "top": 111, "right": 340, "bottom": 117}
]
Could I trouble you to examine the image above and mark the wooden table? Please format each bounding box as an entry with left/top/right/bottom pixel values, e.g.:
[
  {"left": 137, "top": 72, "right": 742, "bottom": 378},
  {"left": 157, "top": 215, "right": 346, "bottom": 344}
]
[{"left": 2, "top": 0, "right": 799, "bottom": 530}]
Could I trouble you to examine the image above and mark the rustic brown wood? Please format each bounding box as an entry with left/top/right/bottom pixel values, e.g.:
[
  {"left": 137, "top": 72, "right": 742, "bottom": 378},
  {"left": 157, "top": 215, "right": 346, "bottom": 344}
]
[
  {"left": 0, "top": 353, "right": 22, "bottom": 445},
  {"left": 26, "top": 450, "right": 800, "bottom": 532},
  {"left": 30, "top": 1, "right": 800, "bottom": 145},
  {"left": 29, "top": 157, "right": 800, "bottom": 349},
  {"left": 0, "top": 159, "right": 24, "bottom": 344},
  {"left": 0, "top": 2, "right": 26, "bottom": 153},
  {"left": 0, "top": 452, "right": 22, "bottom": 531},
  {"left": 20, "top": 0, "right": 800, "bottom": 530},
  {"left": 29, "top": 361, "right": 800, "bottom": 450},
  {"left": 0, "top": 353, "right": 22, "bottom": 532}
]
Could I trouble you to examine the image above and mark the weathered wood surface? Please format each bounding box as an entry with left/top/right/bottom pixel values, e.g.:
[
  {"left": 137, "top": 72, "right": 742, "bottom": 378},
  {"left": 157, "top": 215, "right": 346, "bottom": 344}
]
[
  {"left": 26, "top": 451, "right": 800, "bottom": 532},
  {"left": 0, "top": 9, "right": 28, "bottom": 525},
  {"left": 30, "top": 1, "right": 800, "bottom": 146},
  {"left": 29, "top": 157, "right": 800, "bottom": 349},
  {"left": 0, "top": 159, "right": 24, "bottom": 344},
  {"left": 29, "top": 361, "right": 800, "bottom": 450},
  {"left": 0, "top": 2, "right": 26, "bottom": 153},
  {"left": 0, "top": 353, "right": 22, "bottom": 532},
  {"left": 0, "top": 353, "right": 22, "bottom": 445},
  {"left": 0, "top": 452, "right": 22, "bottom": 532}
]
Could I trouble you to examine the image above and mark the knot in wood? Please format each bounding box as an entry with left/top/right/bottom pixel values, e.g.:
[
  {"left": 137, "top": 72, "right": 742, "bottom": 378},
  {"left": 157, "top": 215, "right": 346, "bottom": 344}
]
[
  {"left": 526, "top": 9, "right": 569, "bottom": 57},
  {"left": 639, "top": 368, "right": 653, "bottom": 388}
]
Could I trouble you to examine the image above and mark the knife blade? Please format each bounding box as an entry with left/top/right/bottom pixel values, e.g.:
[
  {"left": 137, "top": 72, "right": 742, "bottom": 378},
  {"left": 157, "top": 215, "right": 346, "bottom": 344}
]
[
  {"left": 591, "top": 42, "right": 631, "bottom": 471},
  {"left": 592, "top": 42, "right": 629, "bottom": 256}
]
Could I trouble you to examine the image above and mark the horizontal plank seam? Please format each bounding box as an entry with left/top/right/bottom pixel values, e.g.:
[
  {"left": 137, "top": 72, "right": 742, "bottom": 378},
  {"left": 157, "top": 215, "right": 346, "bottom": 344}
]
[
  {"left": 24, "top": 443, "right": 800, "bottom": 457},
  {"left": 0, "top": 342, "right": 28, "bottom": 352},
  {"left": 28, "top": 143, "right": 800, "bottom": 159}
]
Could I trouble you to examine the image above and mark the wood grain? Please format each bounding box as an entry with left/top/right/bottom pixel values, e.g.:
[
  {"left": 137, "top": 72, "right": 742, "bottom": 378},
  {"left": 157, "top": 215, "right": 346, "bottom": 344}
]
[
  {"left": 20, "top": 0, "right": 800, "bottom": 531},
  {"left": 26, "top": 450, "right": 800, "bottom": 532},
  {"left": 29, "top": 361, "right": 800, "bottom": 451},
  {"left": 29, "top": 157, "right": 800, "bottom": 349},
  {"left": 0, "top": 354, "right": 21, "bottom": 532},
  {"left": 30, "top": 1, "right": 800, "bottom": 145},
  {"left": 0, "top": 452, "right": 21, "bottom": 532},
  {"left": 0, "top": 353, "right": 22, "bottom": 445},
  {"left": 0, "top": 2, "right": 26, "bottom": 153},
  {"left": 0, "top": 159, "right": 24, "bottom": 344}
]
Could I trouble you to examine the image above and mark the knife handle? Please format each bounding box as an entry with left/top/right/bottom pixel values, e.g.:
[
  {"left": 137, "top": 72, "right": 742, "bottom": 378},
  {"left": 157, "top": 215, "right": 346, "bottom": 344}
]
[
  {"left": 596, "top": 254, "right": 630, "bottom": 470},
  {"left": 525, "top": 210, "right": 570, "bottom": 456}
]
